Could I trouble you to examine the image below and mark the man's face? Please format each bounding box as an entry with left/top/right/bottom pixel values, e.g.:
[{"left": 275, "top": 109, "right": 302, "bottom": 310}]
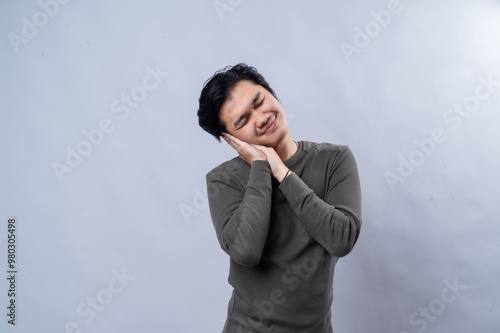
[{"left": 219, "top": 80, "right": 289, "bottom": 147}]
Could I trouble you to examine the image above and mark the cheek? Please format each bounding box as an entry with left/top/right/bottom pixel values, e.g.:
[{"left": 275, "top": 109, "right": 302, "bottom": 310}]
[
  {"left": 236, "top": 127, "right": 258, "bottom": 143},
  {"left": 238, "top": 129, "right": 253, "bottom": 142}
]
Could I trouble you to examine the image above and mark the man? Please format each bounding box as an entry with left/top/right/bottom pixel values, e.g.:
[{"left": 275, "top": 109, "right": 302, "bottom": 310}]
[{"left": 197, "top": 63, "right": 362, "bottom": 332}]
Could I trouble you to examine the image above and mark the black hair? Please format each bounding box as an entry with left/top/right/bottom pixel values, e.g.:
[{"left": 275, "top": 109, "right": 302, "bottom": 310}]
[{"left": 197, "top": 63, "right": 277, "bottom": 141}]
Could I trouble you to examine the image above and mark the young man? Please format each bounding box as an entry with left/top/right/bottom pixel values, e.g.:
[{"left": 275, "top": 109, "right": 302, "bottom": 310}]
[{"left": 198, "top": 63, "right": 362, "bottom": 332}]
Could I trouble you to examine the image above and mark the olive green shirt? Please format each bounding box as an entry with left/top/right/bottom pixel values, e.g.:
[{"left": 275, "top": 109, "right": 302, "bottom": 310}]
[{"left": 206, "top": 141, "right": 362, "bottom": 332}]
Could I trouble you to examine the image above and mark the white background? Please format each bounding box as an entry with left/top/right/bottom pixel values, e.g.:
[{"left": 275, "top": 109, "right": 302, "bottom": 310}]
[{"left": 1, "top": 0, "right": 499, "bottom": 332}]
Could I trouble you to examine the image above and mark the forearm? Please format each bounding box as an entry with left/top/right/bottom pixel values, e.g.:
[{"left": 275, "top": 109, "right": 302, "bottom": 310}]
[
  {"left": 280, "top": 173, "right": 361, "bottom": 257},
  {"left": 207, "top": 160, "right": 273, "bottom": 266}
]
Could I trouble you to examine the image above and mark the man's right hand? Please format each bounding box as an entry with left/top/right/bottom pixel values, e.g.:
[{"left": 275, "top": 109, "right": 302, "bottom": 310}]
[{"left": 222, "top": 132, "right": 267, "bottom": 165}]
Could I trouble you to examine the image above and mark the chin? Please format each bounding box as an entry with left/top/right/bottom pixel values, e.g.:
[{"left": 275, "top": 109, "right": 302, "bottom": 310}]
[{"left": 262, "top": 132, "right": 287, "bottom": 147}]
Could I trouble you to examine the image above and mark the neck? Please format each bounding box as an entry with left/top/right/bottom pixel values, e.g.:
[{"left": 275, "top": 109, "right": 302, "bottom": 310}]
[{"left": 274, "top": 132, "right": 298, "bottom": 162}]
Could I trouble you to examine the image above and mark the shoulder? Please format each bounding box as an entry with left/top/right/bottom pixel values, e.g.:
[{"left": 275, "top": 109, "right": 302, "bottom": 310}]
[
  {"left": 301, "top": 141, "right": 353, "bottom": 159},
  {"left": 299, "top": 142, "right": 358, "bottom": 173},
  {"left": 206, "top": 156, "right": 249, "bottom": 183}
]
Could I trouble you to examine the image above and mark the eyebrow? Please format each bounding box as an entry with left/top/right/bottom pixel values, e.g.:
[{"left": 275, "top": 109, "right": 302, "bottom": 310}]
[{"left": 233, "top": 92, "right": 261, "bottom": 128}]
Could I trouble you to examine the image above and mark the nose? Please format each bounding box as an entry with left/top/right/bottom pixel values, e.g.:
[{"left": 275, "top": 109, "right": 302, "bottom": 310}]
[{"left": 255, "top": 113, "right": 270, "bottom": 128}]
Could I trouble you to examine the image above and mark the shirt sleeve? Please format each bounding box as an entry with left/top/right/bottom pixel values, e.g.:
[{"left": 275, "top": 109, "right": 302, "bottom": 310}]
[
  {"left": 206, "top": 160, "right": 273, "bottom": 266},
  {"left": 279, "top": 146, "right": 362, "bottom": 257}
]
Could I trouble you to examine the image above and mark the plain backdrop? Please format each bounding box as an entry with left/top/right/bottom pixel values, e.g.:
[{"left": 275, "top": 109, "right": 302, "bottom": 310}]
[{"left": 1, "top": 0, "right": 499, "bottom": 332}]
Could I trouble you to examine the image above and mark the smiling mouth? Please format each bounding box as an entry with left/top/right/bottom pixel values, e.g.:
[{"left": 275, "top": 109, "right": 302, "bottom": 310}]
[{"left": 262, "top": 117, "right": 277, "bottom": 135}]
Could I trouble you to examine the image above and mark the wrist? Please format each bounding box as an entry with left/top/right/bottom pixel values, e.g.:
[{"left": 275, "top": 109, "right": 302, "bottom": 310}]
[{"left": 278, "top": 168, "right": 291, "bottom": 183}]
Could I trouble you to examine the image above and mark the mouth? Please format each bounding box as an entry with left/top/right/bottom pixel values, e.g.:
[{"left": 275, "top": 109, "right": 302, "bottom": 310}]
[{"left": 262, "top": 116, "right": 277, "bottom": 136}]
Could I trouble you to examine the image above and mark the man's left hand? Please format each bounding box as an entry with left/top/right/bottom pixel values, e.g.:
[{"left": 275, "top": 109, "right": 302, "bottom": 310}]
[{"left": 255, "top": 145, "right": 289, "bottom": 182}]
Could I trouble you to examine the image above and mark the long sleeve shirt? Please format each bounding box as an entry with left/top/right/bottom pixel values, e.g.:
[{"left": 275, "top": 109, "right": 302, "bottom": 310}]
[{"left": 206, "top": 141, "right": 362, "bottom": 332}]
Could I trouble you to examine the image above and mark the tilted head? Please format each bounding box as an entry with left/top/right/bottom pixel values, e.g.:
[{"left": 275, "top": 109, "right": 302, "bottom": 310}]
[{"left": 198, "top": 63, "right": 289, "bottom": 146}]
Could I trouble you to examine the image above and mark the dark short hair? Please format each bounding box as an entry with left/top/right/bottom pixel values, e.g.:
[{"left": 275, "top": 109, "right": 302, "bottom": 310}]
[{"left": 197, "top": 63, "right": 277, "bottom": 141}]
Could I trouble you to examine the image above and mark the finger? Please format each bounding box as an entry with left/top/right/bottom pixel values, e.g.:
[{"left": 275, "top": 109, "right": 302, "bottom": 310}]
[
  {"left": 223, "top": 134, "right": 242, "bottom": 153},
  {"left": 224, "top": 132, "right": 244, "bottom": 146},
  {"left": 222, "top": 133, "right": 235, "bottom": 145},
  {"left": 222, "top": 135, "right": 235, "bottom": 148},
  {"left": 224, "top": 138, "right": 237, "bottom": 150}
]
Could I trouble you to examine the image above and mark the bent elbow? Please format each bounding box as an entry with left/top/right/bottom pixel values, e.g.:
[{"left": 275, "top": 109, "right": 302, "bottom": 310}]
[
  {"left": 233, "top": 253, "right": 262, "bottom": 266},
  {"left": 229, "top": 243, "right": 263, "bottom": 266},
  {"left": 334, "top": 244, "right": 355, "bottom": 258},
  {"left": 332, "top": 221, "right": 361, "bottom": 258},
  {"left": 223, "top": 242, "right": 262, "bottom": 266},
  {"left": 220, "top": 229, "right": 265, "bottom": 266}
]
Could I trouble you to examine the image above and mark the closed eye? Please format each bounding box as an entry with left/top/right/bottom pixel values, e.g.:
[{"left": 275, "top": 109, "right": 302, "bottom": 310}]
[
  {"left": 236, "top": 116, "right": 250, "bottom": 130},
  {"left": 235, "top": 96, "right": 265, "bottom": 130},
  {"left": 255, "top": 97, "right": 265, "bottom": 108},
  {"left": 239, "top": 117, "right": 249, "bottom": 128}
]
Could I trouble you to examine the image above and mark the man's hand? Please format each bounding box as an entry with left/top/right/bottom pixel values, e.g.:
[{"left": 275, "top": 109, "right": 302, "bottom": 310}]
[
  {"left": 222, "top": 133, "right": 266, "bottom": 165},
  {"left": 223, "top": 133, "right": 290, "bottom": 182},
  {"left": 254, "top": 145, "right": 289, "bottom": 181}
]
